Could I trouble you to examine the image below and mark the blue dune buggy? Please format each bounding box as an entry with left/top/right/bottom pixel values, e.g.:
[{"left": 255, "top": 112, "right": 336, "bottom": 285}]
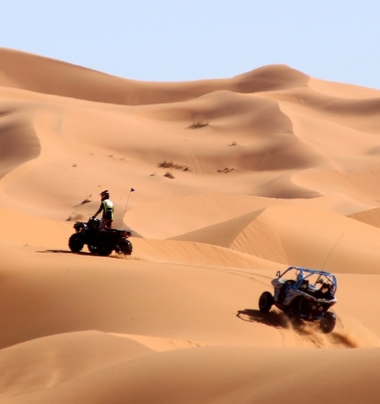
[{"left": 259, "top": 266, "right": 338, "bottom": 333}]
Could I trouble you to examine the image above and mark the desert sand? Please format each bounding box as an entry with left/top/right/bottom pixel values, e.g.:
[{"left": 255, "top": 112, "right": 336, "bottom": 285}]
[{"left": 1, "top": 47, "right": 380, "bottom": 403}]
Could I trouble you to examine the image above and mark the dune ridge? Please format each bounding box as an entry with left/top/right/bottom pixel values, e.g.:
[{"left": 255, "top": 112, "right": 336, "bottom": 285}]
[
  {"left": 1, "top": 48, "right": 380, "bottom": 403},
  {"left": 0, "top": 48, "right": 309, "bottom": 105}
]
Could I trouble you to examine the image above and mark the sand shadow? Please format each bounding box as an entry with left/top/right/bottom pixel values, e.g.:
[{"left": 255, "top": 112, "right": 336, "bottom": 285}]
[
  {"left": 237, "top": 309, "right": 289, "bottom": 328},
  {"left": 237, "top": 309, "right": 356, "bottom": 348},
  {"left": 38, "top": 249, "right": 92, "bottom": 255}
]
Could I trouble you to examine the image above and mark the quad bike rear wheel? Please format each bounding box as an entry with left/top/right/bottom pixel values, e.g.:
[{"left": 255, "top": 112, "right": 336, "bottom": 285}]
[
  {"left": 259, "top": 291, "right": 274, "bottom": 312},
  {"left": 68, "top": 233, "right": 85, "bottom": 253}
]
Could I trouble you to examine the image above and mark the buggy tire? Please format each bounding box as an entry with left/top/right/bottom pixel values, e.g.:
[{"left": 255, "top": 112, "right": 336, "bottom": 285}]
[
  {"left": 286, "top": 297, "right": 303, "bottom": 328},
  {"left": 320, "top": 311, "right": 336, "bottom": 333},
  {"left": 68, "top": 233, "right": 84, "bottom": 252},
  {"left": 259, "top": 291, "right": 274, "bottom": 312},
  {"left": 287, "top": 297, "right": 301, "bottom": 318}
]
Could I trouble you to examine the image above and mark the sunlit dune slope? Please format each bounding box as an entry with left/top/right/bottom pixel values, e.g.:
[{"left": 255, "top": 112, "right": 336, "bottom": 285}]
[
  {"left": 2, "top": 238, "right": 380, "bottom": 352},
  {"left": 1, "top": 48, "right": 380, "bottom": 222},
  {"left": 2, "top": 48, "right": 380, "bottom": 404},
  {"left": 0, "top": 331, "right": 153, "bottom": 399},
  {"left": 229, "top": 205, "right": 380, "bottom": 273},
  {"left": 131, "top": 237, "right": 280, "bottom": 269},
  {"left": 2, "top": 338, "right": 380, "bottom": 404},
  {"left": 0, "top": 47, "right": 309, "bottom": 105},
  {"left": 169, "top": 204, "right": 380, "bottom": 273},
  {"left": 0, "top": 206, "right": 71, "bottom": 247}
]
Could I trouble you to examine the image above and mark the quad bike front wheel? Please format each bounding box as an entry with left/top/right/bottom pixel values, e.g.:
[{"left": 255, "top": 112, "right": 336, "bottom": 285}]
[
  {"left": 320, "top": 311, "right": 336, "bottom": 333},
  {"left": 68, "top": 233, "right": 85, "bottom": 253},
  {"left": 259, "top": 291, "right": 274, "bottom": 312},
  {"left": 116, "top": 239, "right": 133, "bottom": 255}
]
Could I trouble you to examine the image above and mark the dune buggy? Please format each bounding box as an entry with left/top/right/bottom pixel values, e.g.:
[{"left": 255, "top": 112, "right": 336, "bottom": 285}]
[{"left": 258, "top": 266, "right": 338, "bottom": 333}]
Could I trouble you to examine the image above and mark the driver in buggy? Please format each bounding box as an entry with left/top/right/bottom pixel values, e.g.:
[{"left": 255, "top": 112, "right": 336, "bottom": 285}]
[
  {"left": 315, "top": 282, "right": 333, "bottom": 299},
  {"left": 92, "top": 190, "right": 114, "bottom": 230}
]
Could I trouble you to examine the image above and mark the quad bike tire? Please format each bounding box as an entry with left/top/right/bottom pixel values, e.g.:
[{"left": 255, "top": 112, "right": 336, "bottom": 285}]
[
  {"left": 68, "top": 233, "right": 85, "bottom": 252},
  {"left": 117, "top": 239, "right": 133, "bottom": 255},
  {"left": 87, "top": 244, "right": 98, "bottom": 254},
  {"left": 259, "top": 291, "right": 274, "bottom": 312},
  {"left": 95, "top": 230, "right": 114, "bottom": 256},
  {"left": 320, "top": 311, "right": 336, "bottom": 334}
]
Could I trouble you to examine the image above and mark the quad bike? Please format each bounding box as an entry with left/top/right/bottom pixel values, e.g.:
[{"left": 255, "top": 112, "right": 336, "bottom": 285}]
[
  {"left": 258, "top": 266, "right": 338, "bottom": 333},
  {"left": 68, "top": 217, "right": 133, "bottom": 257}
]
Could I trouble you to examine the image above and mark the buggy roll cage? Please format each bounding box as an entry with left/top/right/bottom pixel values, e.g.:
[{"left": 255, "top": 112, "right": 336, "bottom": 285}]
[{"left": 276, "top": 266, "right": 338, "bottom": 295}]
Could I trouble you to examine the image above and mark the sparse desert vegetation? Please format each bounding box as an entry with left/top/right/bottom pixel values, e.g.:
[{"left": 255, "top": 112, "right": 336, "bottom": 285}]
[
  {"left": 188, "top": 120, "right": 209, "bottom": 129},
  {"left": 80, "top": 198, "right": 91, "bottom": 205},
  {"left": 164, "top": 171, "right": 175, "bottom": 179},
  {"left": 217, "top": 167, "right": 234, "bottom": 173},
  {"left": 66, "top": 212, "right": 85, "bottom": 221},
  {"left": 158, "top": 160, "right": 190, "bottom": 171}
]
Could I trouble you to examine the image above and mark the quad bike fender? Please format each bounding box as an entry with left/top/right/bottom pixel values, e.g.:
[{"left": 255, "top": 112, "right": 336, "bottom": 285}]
[{"left": 73, "top": 221, "right": 86, "bottom": 232}]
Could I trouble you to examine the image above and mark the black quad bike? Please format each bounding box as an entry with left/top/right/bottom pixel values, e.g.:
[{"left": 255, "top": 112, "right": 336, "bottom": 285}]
[{"left": 68, "top": 217, "right": 133, "bottom": 257}]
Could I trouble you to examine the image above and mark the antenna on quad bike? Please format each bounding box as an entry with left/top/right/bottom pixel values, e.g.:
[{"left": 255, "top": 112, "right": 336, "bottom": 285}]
[{"left": 119, "top": 187, "right": 135, "bottom": 228}]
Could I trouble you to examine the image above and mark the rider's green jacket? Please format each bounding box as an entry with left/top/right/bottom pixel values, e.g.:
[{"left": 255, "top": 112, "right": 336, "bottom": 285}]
[{"left": 101, "top": 199, "right": 114, "bottom": 220}]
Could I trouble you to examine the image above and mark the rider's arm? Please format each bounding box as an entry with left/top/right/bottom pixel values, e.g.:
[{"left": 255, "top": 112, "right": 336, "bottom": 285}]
[{"left": 93, "top": 203, "right": 103, "bottom": 217}]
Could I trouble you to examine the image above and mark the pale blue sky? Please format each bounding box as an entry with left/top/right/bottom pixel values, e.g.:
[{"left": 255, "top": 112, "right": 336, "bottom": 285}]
[{"left": 1, "top": 0, "right": 380, "bottom": 89}]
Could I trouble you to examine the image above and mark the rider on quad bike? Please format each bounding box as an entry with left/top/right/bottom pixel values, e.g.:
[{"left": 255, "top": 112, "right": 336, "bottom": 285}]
[
  {"left": 92, "top": 190, "right": 114, "bottom": 229},
  {"left": 68, "top": 189, "right": 133, "bottom": 256}
]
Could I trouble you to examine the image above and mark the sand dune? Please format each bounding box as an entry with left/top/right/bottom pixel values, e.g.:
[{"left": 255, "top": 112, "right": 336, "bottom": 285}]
[
  {"left": 3, "top": 341, "right": 380, "bottom": 404},
  {"left": 1, "top": 48, "right": 380, "bottom": 403},
  {"left": 0, "top": 48, "right": 308, "bottom": 105}
]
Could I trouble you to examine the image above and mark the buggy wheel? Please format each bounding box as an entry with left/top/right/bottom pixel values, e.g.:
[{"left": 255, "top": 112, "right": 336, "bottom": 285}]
[
  {"left": 320, "top": 311, "right": 336, "bottom": 333},
  {"left": 287, "top": 297, "right": 303, "bottom": 328},
  {"left": 259, "top": 291, "right": 274, "bottom": 312},
  {"left": 68, "top": 233, "right": 84, "bottom": 252}
]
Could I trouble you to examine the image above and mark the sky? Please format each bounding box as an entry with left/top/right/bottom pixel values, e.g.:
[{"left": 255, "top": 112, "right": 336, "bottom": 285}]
[{"left": 1, "top": 0, "right": 380, "bottom": 89}]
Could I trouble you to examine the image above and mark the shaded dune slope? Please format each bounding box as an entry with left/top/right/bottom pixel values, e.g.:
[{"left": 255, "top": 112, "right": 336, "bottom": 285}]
[
  {"left": 0, "top": 108, "right": 40, "bottom": 179},
  {"left": 348, "top": 207, "right": 380, "bottom": 228}
]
